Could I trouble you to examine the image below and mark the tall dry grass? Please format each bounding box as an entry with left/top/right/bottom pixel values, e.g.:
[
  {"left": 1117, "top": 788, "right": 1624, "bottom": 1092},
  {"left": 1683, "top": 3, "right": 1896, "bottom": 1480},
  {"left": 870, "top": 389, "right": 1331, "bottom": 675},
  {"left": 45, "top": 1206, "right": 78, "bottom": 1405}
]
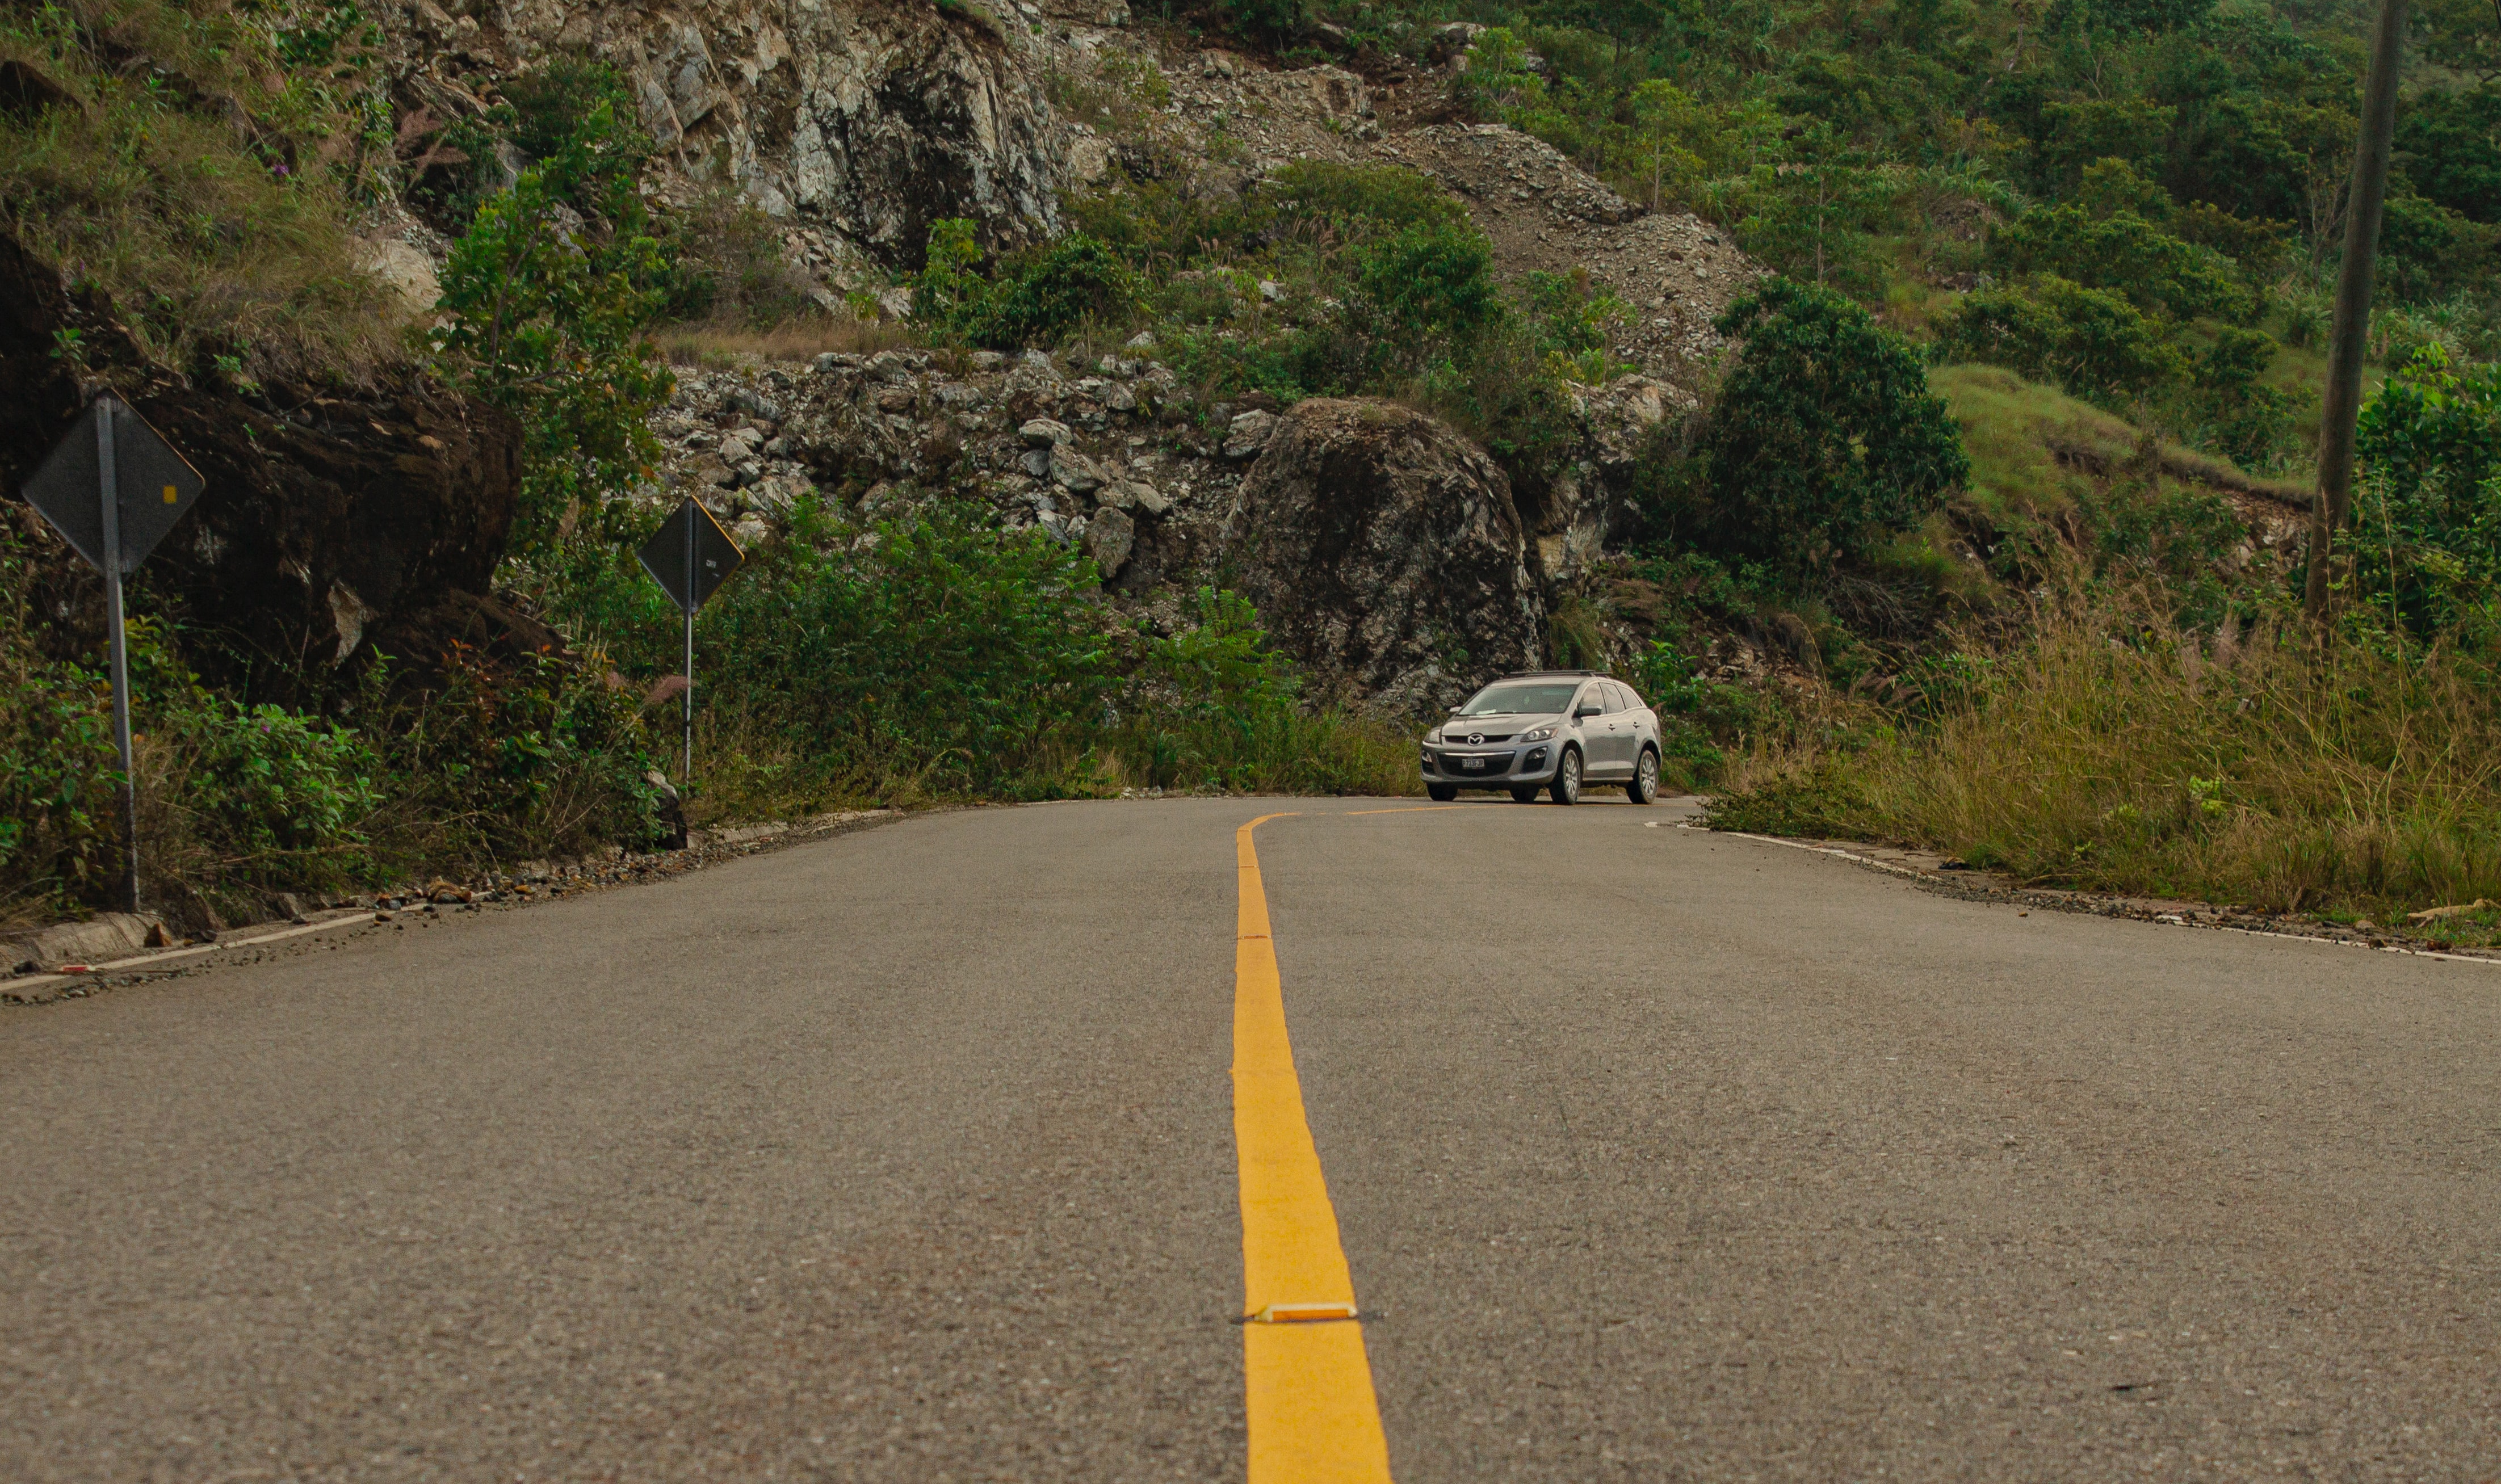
[
  {"left": 649, "top": 315, "right": 915, "bottom": 368},
  {"left": 1710, "top": 596, "right": 2501, "bottom": 916}
]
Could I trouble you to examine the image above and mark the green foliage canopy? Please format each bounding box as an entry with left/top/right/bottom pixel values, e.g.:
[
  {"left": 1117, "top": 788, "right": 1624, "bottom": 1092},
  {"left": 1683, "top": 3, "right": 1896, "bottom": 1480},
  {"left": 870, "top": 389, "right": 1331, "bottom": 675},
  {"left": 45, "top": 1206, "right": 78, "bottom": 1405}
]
[{"left": 1680, "top": 279, "right": 1970, "bottom": 574}]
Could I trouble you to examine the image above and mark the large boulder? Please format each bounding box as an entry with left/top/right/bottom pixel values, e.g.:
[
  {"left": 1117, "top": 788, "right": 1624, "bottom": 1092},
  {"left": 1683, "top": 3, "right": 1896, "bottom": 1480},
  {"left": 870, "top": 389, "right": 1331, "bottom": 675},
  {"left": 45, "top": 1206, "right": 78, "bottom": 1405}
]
[
  {"left": 0, "top": 232, "right": 537, "bottom": 699},
  {"left": 1223, "top": 399, "right": 1545, "bottom": 714}
]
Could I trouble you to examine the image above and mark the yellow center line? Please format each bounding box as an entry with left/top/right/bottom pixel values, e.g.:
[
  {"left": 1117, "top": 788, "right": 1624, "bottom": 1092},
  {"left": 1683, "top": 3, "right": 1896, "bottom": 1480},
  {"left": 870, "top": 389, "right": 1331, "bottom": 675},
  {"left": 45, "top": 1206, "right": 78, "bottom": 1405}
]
[{"left": 1233, "top": 813, "right": 1395, "bottom": 1483}]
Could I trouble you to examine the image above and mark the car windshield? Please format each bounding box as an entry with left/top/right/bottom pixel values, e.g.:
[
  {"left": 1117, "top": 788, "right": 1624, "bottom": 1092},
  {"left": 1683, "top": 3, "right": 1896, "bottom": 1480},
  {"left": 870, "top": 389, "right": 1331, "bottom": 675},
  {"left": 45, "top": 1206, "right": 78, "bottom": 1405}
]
[{"left": 1455, "top": 682, "right": 1579, "bottom": 716}]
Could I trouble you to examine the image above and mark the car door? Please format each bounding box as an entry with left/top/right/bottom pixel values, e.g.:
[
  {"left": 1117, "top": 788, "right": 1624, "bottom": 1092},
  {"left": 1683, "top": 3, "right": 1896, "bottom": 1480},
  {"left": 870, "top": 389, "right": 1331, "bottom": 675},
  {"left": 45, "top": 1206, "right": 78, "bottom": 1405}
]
[
  {"left": 1567, "top": 683, "right": 1609, "bottom": 775},
  {"left": 1584, "top": 682, "right": 1630, "bottom": 778},
  {"left": 1613, "top": 681, "right": 1655, "bottom": 769},
  {"left": 1602, "top": 682, "right": 1640, "bottom": 776}
]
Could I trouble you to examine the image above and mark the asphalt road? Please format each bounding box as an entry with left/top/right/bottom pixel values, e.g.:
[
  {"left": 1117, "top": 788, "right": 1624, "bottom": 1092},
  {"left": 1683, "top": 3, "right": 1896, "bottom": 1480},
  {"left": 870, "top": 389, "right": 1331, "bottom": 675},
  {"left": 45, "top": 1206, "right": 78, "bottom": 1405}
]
[{"left": 3, "top": 797, "right": 2495, "bottom": 1480}]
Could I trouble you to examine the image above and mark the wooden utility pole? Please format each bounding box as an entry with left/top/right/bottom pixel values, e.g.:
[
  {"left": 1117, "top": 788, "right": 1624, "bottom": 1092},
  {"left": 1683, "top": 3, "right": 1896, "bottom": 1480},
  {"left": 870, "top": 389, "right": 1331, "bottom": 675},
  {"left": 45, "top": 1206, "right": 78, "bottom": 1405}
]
[{"left": 2306, "top": 0, "right": 2409, "bottom": 624}]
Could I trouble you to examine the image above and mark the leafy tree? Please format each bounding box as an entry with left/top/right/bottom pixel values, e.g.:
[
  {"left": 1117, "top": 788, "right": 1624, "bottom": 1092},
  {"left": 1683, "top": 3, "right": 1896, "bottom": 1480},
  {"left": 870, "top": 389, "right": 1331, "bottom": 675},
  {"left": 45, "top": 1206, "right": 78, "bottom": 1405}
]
[
  {"left": 1937, "top": 275, "right": 2189, "bottom": 403},
  {"left": 2188, "top": 326, "right": 2294, "bottom": 470},
  {"left": 2396, "top": 84, "right": 2501, "bottom": 223},
  {"left": 2026, "top": 98, "right": 2178, "bottom": 195},
  {"left": 1731, "top": 131, "right": 1894, "bottom": 298},
  {"left": 1987, "top": 203, "right": 2254, "bottom": 322},
  {"left": 2378, "top": 194, "right": 2501, "bottom": 303},
  {"left": 1678, "top": 279, "right": 1970, "bottom": 573}
]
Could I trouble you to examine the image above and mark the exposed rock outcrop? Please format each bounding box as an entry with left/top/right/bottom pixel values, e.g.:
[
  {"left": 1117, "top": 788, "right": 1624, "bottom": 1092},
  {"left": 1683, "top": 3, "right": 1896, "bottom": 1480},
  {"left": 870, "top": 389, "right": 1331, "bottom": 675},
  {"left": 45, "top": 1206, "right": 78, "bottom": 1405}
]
[
  {"left": 1222, "top": 400, "right": 1543, "bottom": 714},
  {"left": 391, "top": 0, "right": 1069, "bottom": 274},
  {"left": 0, "top": 233, "right": 535, "bottom": 696}
]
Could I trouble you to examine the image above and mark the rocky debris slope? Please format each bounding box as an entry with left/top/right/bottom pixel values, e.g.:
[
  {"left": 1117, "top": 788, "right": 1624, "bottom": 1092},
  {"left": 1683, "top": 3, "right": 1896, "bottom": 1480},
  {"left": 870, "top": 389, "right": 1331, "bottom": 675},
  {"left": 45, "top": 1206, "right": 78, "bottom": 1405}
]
[
  {"left": 0, "top": 233, "right": 536, "bottom": 695},
  {"left": 1050, "top": 24, "right": 1764, "bottom": 387},
  {"left": 1371, "top": 126, "right": 1761, "bottom": 389},
  {"left": 1221, "top": 400, "right": 1543, "bottom": 712},
  {"left": 642, "top": 343, "right": 1681, "bottom": 709}
]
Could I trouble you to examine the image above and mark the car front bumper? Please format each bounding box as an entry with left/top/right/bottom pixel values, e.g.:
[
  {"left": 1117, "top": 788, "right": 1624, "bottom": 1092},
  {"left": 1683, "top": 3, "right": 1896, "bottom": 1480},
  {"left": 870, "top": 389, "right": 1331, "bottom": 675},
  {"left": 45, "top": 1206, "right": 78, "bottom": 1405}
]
[{"left": 1420, "top": 743, "right": 1556, "bottom": 788}]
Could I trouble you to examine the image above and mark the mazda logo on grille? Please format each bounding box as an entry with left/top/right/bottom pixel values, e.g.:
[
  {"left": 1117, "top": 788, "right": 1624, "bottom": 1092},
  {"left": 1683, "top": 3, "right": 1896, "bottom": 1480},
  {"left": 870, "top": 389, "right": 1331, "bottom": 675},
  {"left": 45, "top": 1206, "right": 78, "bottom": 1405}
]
[{"left": 1467, "top": 732, "right": 1485, "bottom": 745}]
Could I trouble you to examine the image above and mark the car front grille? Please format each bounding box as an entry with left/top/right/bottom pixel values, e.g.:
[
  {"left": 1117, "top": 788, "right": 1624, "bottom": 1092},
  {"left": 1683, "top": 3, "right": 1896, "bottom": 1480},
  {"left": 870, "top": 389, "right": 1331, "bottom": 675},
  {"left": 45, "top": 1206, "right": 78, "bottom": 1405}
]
[{"left": 1439, "top": 750, "right": 1516, "bottom": 776}]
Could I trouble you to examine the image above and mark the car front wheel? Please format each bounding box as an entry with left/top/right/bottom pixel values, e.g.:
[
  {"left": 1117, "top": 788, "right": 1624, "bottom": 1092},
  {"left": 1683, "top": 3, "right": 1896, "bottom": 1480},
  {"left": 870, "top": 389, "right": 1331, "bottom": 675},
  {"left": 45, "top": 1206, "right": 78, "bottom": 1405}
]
[
  {"left": 1550, "top": 747, "right": 1583, "bottom": 805},
  {"left": 1427, "top": 783, "right": 1458, "bottom": 801},
  {"left": 1626, "top": 747, "right": 1660, "bottom": 805}
]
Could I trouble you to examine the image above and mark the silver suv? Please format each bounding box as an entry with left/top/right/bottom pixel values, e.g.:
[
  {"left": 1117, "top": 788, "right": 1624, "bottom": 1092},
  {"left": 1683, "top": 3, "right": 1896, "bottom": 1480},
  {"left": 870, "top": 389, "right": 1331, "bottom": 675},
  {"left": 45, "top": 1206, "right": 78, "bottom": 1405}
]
[{"left": 1421, "top": 671, "right": 1664, "bottom": 805}]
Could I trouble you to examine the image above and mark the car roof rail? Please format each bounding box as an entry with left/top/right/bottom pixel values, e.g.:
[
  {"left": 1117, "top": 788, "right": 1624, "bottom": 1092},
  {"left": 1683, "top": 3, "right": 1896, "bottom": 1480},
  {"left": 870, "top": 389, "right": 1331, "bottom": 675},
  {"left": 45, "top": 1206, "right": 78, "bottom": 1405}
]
[{"left": 1497, "top": 669, "right": 1604, "bottom": 679}]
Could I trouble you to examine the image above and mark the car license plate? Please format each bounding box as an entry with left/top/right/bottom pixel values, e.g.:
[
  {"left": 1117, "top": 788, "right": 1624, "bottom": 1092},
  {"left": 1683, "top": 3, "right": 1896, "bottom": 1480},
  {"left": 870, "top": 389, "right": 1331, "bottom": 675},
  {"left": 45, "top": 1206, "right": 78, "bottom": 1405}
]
[{"left": 1466, "top": 758, "right": 1487, "bottom": 771}]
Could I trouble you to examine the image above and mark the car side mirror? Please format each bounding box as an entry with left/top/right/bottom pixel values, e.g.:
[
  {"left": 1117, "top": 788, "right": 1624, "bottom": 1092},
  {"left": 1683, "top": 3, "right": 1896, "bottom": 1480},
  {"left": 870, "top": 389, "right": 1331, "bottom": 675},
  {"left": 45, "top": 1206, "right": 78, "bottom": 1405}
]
[{"left": 1575, "top": 704, "right": 1602, "bottom": 718}]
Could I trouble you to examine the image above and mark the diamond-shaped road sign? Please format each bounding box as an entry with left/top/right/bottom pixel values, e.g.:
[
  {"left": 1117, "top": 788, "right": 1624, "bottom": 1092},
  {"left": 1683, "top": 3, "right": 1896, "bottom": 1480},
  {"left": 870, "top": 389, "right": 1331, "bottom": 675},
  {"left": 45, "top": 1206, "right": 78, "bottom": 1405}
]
[
  {"left": 22, "top": 396, "right": 206, "bottom": 575},
  {"left": 637, "top": 497, "right": 745, "bottom": 614}
]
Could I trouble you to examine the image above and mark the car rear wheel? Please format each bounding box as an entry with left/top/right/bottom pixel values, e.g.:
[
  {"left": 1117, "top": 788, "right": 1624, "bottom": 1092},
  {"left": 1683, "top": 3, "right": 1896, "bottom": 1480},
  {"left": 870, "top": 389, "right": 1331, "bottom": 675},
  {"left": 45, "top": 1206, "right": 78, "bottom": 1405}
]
[
  {"left": 1626, "top": 747, "right": 1660, "bottom": 805},
  {"left": 1549, "top": 748, "right": 1583, "bottom": 805},
  {"left": 1508, "top": 785, "right": 1540, "bottom": 802},
  {"left": 1427, "top": 783, "right": 1458, "bottom": 801}
]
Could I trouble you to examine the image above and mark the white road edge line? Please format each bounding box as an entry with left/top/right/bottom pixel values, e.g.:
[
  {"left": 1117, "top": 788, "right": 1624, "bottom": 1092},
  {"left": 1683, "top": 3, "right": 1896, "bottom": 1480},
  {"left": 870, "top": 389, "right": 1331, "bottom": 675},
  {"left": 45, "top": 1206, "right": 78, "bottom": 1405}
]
[{"left": 1681, "top": 822, "right": 2501, "bottom": 969}]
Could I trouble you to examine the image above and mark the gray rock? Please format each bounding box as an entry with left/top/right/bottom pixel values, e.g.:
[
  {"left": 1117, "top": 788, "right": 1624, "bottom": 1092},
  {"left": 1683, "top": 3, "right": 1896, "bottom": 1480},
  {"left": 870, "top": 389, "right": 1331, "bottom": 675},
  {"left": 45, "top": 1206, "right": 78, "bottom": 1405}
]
[
  {"left": 1019, "top": 448, "right": 1054, "bottom": 478},
  {"left": 1084, "top": 506, "right": 1136, "bottom": 577},
  {"left": 1019, "top": 417, "right": 1073, "bottom": 447},
  {"left": 1049, "top": 443, "right": 1107, "bottom": 494},
  {"left": 1222, "top": 408, "right": 1279, "bottom": 460},
  {"left": 728, "top": 388, "right": 783, "bottom": 422},
  {"left": 1098, "top": 478, "right": 1171, "bottom": 516},
  {"left": 1258, "top": 278, "right": 1284, "bottom": 302},
  {"left": 1222, "top": 398, "right": 1543, "bottom": 715}
]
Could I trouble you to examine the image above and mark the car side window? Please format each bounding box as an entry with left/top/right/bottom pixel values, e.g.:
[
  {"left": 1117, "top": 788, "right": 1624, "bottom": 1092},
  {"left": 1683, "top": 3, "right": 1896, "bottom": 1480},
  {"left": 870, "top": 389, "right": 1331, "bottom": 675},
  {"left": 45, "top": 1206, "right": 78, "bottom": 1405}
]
[
  {"left": 1605, "top": 682, "right": 1633, "bottom": 713},
  {"left": 1577, "top": 686, "right": 1604, "bottom": 716}
]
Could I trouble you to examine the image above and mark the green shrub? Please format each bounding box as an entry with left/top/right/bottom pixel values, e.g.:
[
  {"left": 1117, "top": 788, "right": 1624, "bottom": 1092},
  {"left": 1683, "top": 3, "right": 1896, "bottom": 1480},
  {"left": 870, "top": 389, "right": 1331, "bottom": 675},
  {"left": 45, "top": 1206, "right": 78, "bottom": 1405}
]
[
  {"left": 2352, "top": 347, "right": 2501, "bottom": 636},
  {"left": 430, "top": 92, "right": 675, "bottom": 557},
  {"left": 1669, "top": 279, "right": 1969, "bottom": 576},
  {"left": 917, "top": 220, "right": 1142, "bottom": 350},
  {"left": 699, "top": 501, "right": 1117, "bottom": 795}
]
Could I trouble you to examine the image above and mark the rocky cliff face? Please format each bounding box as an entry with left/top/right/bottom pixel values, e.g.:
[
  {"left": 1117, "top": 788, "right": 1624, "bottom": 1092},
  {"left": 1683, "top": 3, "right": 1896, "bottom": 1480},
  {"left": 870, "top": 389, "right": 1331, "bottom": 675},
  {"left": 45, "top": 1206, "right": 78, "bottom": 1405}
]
[{"left": 392, "top": 0, "right": 1069, "bottom": 276}]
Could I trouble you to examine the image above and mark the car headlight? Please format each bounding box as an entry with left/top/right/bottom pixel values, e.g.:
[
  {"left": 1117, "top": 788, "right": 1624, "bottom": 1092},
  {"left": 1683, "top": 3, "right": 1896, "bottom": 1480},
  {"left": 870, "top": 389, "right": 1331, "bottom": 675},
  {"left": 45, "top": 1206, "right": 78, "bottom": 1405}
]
[
  {"left": 1516, "top": 724, "right": 1556, "bottom": 743},
  {"left": 1425, "top": 730, "right": 1442, "bottom": 744}
]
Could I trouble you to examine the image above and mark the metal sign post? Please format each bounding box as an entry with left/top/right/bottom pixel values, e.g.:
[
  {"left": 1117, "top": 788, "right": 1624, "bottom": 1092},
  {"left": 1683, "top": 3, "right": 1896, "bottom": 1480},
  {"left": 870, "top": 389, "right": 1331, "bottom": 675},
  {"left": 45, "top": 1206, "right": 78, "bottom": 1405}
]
[
  {"left": 635, "top": 497, "right": 745, "bottom": 785},
  {"left": 21, "top": 395, "right": 207, "bottom": 914}
]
